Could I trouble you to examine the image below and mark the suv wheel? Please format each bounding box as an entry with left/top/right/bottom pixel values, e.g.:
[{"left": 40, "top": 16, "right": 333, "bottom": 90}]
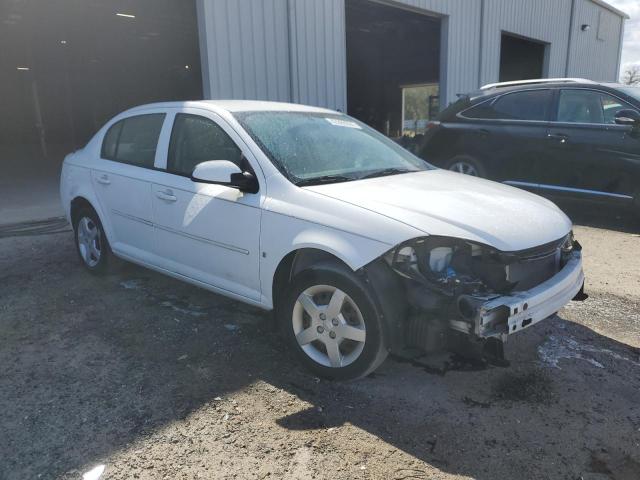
[
  {"left": 279, "top": 262, "right": 388, "bottom": 380},
  {"left": 446, "top": 155, "right": 486, "bottom": 177}
]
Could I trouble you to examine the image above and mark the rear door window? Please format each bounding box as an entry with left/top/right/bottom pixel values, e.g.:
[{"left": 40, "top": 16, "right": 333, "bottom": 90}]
[
  {"left": 463, "top": 89, "right": 552, "bottom": 121},
  {"left": 101, "top": 113, "right": 166, "bottom": 168},
  {"left": 557, "top": 89, "right": 635, "bottom": 125}
]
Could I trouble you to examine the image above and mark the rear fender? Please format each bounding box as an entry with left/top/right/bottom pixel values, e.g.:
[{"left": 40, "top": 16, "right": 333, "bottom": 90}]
[{"left": 62, "top": 164, "right": 113, "bottom": 242}]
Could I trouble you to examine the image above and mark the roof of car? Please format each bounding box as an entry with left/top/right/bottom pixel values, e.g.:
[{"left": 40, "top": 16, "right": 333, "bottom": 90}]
[
  {"left": 466, "top": 79, "right": 628, "bottom": 101},
  {"left": 125, "top": 100, "right": 337, "bottom": 115}
]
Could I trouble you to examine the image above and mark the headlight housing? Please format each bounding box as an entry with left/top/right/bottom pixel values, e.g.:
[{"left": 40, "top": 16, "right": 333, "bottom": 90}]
[
  {"left": 384, "top": 236, "right": 492, "bottom": 295},
  {"left": 561, "top": 231, "right": 574, "bottom": 254},
  {"left": 384, "top": 232, "right": 578, "bottom": 296}
]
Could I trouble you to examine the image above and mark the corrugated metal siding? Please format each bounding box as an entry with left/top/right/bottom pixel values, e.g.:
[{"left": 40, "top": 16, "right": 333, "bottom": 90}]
[
  {"left": 197, "top": 0, "right": 625, "bottom": 108},
  {"left": 479, "top": 0, "right": 574, "bottom": 84},
  {"left": 288, "top": 0, "right": 347, "bottom": 110},
  {"left": 197, "top": 0, "right": 290, "bottom": 101},
  {"left": 568, "top": 0, "right": 623, "bottom": 81}
]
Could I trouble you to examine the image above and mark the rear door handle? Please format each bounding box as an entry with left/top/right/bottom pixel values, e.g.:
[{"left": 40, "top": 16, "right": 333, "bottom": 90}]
[
  {"left": 548, "top": 133, "right": 569, "bottom": 144},
  {"left": 96, "top": 174, "right": 111, "bottom": 185},
  {"left": 475, "top": 128, "right": 490, "bottom": 136},
  {"left": 155, "top": 189, "right": 177, "bottom": 202}
]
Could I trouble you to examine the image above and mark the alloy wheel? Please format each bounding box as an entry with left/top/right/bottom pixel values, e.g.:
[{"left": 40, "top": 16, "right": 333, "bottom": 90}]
[
  {"left": 292, "top": 285, "right": 366, "bottom": 368},
  {"left": 77, "top": 217, "right": 102, "bottom": 267},
  {"left": 449, "top": 161, "right": 479, "bottom": 176}
]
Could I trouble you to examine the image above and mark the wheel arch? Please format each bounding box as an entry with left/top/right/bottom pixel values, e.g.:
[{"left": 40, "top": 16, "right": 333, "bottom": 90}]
[
  {"left": 272, "top": 248, "right": 408, "bottom": 357},
  {"left": 70, "top": 196, "right": 97, "bottom": 225},
  {"left": 69, "top": 195, "right": 113, "bottom": 246},
  {"left": 272, "top": 247, "right": 353, "bottom": 311}
]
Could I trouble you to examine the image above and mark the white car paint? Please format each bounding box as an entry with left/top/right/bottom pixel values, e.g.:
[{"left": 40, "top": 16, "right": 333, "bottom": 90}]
[
  {"left": 304, "top": 169, "right": 572, "bottom": 252},
  {"left": 61, "top": 100, "right": 576, "bottom": 311}
]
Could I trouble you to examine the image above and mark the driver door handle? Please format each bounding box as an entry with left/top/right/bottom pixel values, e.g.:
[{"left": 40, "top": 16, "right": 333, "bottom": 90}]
[{"left": 155, "top": 189, "right": 177, "bottom": 202}]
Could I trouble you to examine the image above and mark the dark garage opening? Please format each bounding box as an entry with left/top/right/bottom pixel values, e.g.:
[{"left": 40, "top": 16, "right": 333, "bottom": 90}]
[
  {"left": 1, "top": 0, "right": 202, "bottom": 223},
  {"left": 499, "top": 33, "right": 548, "bottom": 82},
  {"left": 346, "top": 0, "right": 441, "bottom": 138}
]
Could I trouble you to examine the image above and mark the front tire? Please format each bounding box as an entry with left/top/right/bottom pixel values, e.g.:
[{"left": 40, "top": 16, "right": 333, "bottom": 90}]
[
  {"left": 73, "top": 208, "right": 111, "bottom": 275},
  {"left": 279, "top": 262, "right": 388, "bottom": 380}
]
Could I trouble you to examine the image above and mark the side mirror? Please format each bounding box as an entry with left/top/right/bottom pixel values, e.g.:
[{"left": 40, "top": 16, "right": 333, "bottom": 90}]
[
  {"left": 614, "top": 109, "right": 640, "bottom": 127},
  {"left": 191, "top": 160, "right": 259, "bottom": 194}
]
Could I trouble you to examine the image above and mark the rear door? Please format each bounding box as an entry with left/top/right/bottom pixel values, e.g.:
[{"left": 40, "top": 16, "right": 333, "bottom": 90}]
[
  {"left": 542, "top": 88, "right": 639, "bottom": 202},
  {"left": 91, "top": 112, "right": 168, "bottom": 261},
  {"left": 150, "top": 108, "right": 263, "bottom": 302},
  {"left": 460, "top": 89, "right": 553, "bottom": 190}
]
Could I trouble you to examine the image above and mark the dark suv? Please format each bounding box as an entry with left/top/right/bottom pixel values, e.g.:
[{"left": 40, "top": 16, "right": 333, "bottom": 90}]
[{"left": 419, "top": 79, "right": 640, "bottom": 211}]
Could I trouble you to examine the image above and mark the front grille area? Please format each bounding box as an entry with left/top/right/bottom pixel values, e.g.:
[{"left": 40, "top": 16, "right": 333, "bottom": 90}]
[
  {"left": 507, "top": 253, "right": 559, "bottom": 290},
  {"left": 506, "top": 237, "right": 566, "bottom": 291}
]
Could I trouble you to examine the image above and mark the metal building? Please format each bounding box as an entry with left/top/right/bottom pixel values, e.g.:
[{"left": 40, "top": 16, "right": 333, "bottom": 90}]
[
  {"left": 1, "top": 0, "right": 628, "bottom": 166},
  {"left": 197, "top": 0, "right": 628, "bottom": 136},
  {"left": 0, "top": 0, "right": 629, "bottom": 222}
]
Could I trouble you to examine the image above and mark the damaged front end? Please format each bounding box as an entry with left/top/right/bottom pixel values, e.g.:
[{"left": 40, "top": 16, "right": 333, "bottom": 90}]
[{"left": 367, "top": 232, "right": 586, "bottom": 363}]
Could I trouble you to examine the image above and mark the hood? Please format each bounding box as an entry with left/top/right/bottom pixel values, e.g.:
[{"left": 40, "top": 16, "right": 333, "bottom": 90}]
[{"left": 304, "top": 170, "right": 572, "bottom": 252}]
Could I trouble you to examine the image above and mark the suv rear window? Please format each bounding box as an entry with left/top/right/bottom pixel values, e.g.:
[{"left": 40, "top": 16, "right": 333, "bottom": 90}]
[
  {"left": 463, "top": 90, "right": 551, "bottom": 121},
  {"left": 101, "top": 114, "right": 166, "bottom": 168}
]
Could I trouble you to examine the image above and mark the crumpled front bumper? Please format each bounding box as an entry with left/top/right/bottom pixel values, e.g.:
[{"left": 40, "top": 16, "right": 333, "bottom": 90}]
[{"left": 458, "top": 250, "right": 584, "bottom": 339}]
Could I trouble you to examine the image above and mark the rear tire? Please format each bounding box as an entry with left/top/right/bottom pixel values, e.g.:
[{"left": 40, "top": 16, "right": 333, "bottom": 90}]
[
  {"left": 73, "top": 208, "right": 111, "bottom": 275},
  {"left": 445, "top": 155, "right": 486, "bottom": 178},
  {"left": 278, "top": 261, "right": 388, "bottom": 380}
]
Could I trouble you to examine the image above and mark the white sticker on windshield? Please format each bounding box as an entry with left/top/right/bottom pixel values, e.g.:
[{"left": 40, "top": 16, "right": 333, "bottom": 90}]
[{"left": 325, "top": 118, "right": 362, "bottom": 129}]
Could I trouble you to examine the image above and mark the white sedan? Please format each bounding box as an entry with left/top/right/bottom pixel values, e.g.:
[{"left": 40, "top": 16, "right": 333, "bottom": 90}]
[{"left": 60, "top": 100, "right": 585, "bottom": 380}]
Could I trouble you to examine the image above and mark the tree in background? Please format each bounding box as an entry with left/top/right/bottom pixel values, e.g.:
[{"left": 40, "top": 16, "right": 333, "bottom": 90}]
[{"left": 622, "top": 65, "right": 640, "bottom": 85}]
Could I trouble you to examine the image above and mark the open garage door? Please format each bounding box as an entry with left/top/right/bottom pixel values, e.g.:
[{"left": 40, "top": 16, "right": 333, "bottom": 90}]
[
  {"left": 0, "top": 0, "right": 202, "bottom": 224},
  {"left": 345, "top": 0, "right": 441, "bottom": 139},
  {"left": 499, "top": 33, "right": 549, "bottom": 82}
]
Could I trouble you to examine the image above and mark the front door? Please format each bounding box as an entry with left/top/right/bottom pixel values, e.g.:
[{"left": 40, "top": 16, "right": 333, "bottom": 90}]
[
  {"left": 542, "top": 88, "right": 640, "bottom": 202},
  {"left": 151, "top": 109, "right": 263, "bottom": 302}
]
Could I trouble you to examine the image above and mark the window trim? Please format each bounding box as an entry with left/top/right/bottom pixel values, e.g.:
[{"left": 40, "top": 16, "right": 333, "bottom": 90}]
[
  {"left": 551, "top": 87, "right": 638, "bottom": 127},
  {"left": 458, "top": 88, "right": 553, "bottom": 124},
  {"left": 100, "top": 113, "right": 167, "bottom": 169}
]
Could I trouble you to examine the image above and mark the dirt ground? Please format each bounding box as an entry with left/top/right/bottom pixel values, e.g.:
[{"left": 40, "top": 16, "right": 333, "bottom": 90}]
[{"left": 1, "top": 203, "right": 639, "bottom": 480}]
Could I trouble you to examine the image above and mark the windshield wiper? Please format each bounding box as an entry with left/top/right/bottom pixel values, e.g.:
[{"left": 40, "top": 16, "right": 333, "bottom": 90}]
[
  {"left": 359, "top": 168, "right": 415, "bottom": 180},
  {"left": 296, "top": 175, "right": 354, "bottom": 187}
]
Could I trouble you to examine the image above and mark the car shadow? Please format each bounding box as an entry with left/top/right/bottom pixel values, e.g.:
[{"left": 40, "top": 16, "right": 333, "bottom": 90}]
[
  {"left": 1, "top": 235, "right": 639, "bottom": 480},
  {"left": 275, "top": 315, "right": 640, "bottom": 479}
]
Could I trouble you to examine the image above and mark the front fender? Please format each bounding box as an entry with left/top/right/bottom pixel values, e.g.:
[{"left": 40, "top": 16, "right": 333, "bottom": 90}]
[{"left": 259, "top": 210, "right": 393, "bottom": 308}]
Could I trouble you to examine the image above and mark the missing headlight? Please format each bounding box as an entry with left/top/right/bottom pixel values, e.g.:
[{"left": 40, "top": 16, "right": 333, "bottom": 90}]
[
  {"left": 384, "top": 237, "right": 488, "bottom": 296},
  {"left": 429, "top": 247, "right": 453, "bottom": 272}
]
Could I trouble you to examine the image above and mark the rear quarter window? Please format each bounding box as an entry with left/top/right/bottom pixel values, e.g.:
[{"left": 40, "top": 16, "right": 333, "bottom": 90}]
[
  {"left": 101, "top": 121, "right": 122, "bottom": 160},
  {"left": 437, "top": 96, "right": 470, "bottom": 120},
  {"left": 463, "top": 89, "right": 551, "bottom": 121}
]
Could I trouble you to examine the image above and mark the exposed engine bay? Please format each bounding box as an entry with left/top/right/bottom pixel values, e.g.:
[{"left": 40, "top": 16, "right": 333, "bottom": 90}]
[{"left": 369, "top": 232, "right": 586, "bottom": 364}]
